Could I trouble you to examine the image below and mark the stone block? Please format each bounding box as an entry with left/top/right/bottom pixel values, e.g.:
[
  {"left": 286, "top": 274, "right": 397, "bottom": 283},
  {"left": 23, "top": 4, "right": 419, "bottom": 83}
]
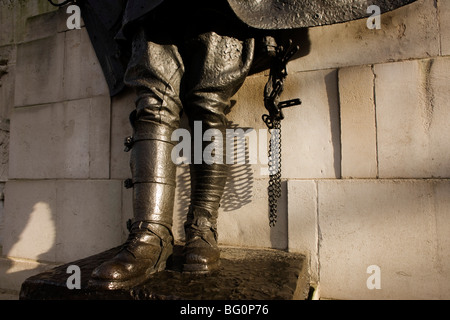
[
  {"left": 287, "top": 180, "right": 318, "bottom": 283},
  {"left": 230, "top": 70, "right": 340, "bottom": 179},
  {"left": 87, "top": 96, "right": 112, "bottom": 179},
  {"left": 228, "top": 74, "right": 269, "bottom": 131},
  {"left": 318, "top": 179, "right": 450, "bottom": 300},
  {"left": 290, "top": 0, "right": 440, "bottom": 72},
  {"left": 54, "top": 180, "right": 123, "bottom": 262},
  {"left": 3, "top": 180, "right": 123, "bottom": 263},
  {"left": 13, "top": 0, "right": 58, "bottom": 44},
  {"left": 63, "top": 27, "right": 109, "bottom": 101},
  {"left": 375, "top": 57, "right": 450, "bottom": 178},
  {"left": 433, "top": 181, "right": 450, "bottom": 291},
  {"left": 339, "top": 66, "right": 378, "bottom": 178},
  {"left": 9, "top": 96, "right": 111, "bottom": 179},
  {"left": 281, "top": 69, "right": 341, "bottom": 179},
  {"left": 14, "top": 34, "right": 65, "bottom": 107},
  {"left": 439, "top": 0, "right": 450, "bottom": 56},
  {"left": 0, "top": 1, "right": 15, "bottom": 45},
  {"left": 14, "top": 22, "right": 108, "bottom": 107},
  {"left": 21, "top": 10, "right": 66, "bottom": 43},
  {"left": 230, "top": 71, "right": 340, "bottom": 179}
]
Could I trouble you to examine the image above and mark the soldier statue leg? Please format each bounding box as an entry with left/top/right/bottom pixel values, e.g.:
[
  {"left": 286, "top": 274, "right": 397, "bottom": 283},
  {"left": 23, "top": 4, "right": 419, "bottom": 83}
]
[
  {"left": 89, "top": 28, "right": 184, "bottom": 290},
  {"left": 182, "top": 32, "right": 255, "bottom": 273}
]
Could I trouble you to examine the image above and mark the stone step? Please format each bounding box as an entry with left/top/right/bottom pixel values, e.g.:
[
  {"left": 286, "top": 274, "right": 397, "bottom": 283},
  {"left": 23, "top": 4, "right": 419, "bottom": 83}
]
[{"left": 19, "top": 245, "right": 310, "bottom": 300}]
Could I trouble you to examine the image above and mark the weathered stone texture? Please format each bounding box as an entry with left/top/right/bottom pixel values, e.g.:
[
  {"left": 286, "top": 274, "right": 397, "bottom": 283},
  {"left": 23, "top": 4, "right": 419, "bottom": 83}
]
[
  {"left": 14, "top": 34, "right": 65, "bottom": 107},
  {"left": 375, "top": 57, "right": 450, "bottom": 178},
  {"left": 439, "top": 0, "right": 450, "bottom": 56},
  {"left": 290, "top": 0, "right": 440, "bottom": 72},
  {"left": 9, "top": 96, "right": 110, "bottom": 179},
  {"left": 318, "top": 179, "right": 450, "bottom": 300},
  {"left": 287, "top": 180, "right": 319, "bottom": 283},
  {"left": 339, "top": 66, "right": 378, "bottom": 178}
]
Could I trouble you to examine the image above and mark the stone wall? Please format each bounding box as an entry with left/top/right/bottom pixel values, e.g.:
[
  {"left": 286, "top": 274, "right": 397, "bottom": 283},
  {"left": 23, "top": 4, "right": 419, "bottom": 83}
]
[{"left": 0, "top": 0, "right": 449, "bottom": 299}]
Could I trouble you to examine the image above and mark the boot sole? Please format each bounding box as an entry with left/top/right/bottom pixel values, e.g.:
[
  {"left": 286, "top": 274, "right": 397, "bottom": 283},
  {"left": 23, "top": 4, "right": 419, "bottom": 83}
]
[{"left": 88, "top": 245, "right": 173, "bottom": 291}]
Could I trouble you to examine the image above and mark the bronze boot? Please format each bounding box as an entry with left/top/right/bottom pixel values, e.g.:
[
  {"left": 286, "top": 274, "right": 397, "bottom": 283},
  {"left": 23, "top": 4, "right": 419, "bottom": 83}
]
[
  {"left": 183, "top": 206, "right": 220, "bottom": 273},
  {"left": 89, "top": 121, "right": 177, "bottom": 290},
  {"left": 183, "top": 160, "right": 228, "bottom": 273},
  {"left": 89, "top": 220, "right": 173, "bottom": 290}
]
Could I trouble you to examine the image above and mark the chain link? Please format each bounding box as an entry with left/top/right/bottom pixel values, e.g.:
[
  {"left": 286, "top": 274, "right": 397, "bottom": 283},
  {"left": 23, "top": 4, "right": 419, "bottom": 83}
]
[
  {"left": 267, "top": 119, "right": 282, "bottom": 227},
  {"left": 262, "top": 40, "right": 300, "bottom": 227}
]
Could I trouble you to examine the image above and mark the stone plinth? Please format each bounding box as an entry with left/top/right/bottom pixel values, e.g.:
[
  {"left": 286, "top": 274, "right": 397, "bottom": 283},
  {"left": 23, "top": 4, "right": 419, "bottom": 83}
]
[{"left": 19, "top": 246, "right": 309, "bottom": 300}]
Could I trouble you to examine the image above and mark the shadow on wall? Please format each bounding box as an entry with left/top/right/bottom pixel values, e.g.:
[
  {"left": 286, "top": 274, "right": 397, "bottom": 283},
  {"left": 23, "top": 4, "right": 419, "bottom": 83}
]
[
  {"left": 174, "top": 120, "right": 255, "bottom": 240},
  {"left": 0, "top": 201, "right": 57, "bottom": 292},
  {"left": 325, "top": 71, "right": 341, "bottom": 179}
]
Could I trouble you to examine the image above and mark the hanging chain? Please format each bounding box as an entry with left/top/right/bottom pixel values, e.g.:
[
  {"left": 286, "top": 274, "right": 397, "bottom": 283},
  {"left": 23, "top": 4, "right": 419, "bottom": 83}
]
[
  {"left": 266, "top": 118, "right": 282, "bottom": 227},
  {"left": 262, "top": 39, "right": 301, "bottom": 227}
]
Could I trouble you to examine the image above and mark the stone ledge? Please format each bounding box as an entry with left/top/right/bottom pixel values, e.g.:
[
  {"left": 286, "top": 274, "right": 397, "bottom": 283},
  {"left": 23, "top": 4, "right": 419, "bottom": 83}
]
[
  {"left": 0, "top": 288, "right": 19, "bottom": 300},
  {"left": 19, "top": 245, "right": 310, "bottom": 300},
  {"left": 0, "top": 255, "right": 58, "bottom": 292}
]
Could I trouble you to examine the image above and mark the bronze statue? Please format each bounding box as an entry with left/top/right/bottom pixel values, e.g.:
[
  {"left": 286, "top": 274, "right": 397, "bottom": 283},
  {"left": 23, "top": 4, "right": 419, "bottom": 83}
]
[{"left": 58, "top": 0, "right": 416, "bottom": 290}]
